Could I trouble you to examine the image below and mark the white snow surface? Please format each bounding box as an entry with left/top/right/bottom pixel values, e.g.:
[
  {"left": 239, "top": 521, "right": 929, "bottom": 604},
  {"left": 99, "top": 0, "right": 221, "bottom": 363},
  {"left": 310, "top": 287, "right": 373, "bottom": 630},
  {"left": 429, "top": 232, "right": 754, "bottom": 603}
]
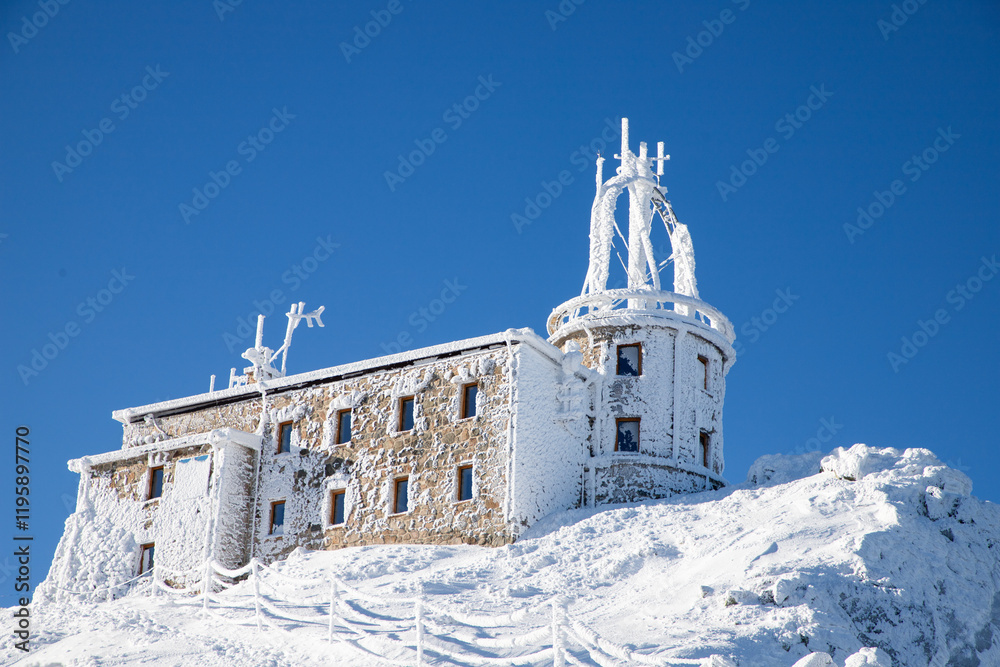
[{"left": 13, "top": 444, "right": 1000, "bottom": 667}]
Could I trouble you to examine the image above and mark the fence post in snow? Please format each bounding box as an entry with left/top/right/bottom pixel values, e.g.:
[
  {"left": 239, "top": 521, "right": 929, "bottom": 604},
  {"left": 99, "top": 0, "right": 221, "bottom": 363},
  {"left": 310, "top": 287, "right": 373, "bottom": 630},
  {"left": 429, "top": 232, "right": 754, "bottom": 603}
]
[
  {"left": 253, "top": 560, "right": 263, "bottom": 633},
  {"left": 551, "top": 598, "right": 565, "bottom": 667},
  {"left": 328, "top": 576, "right": 337, "bottom": 644},
  {"left": 202, "top": 560, "right": 212, "bottom": 613},
  {"left": 415, "top": 597, "right": 425, "bottom": 666}
]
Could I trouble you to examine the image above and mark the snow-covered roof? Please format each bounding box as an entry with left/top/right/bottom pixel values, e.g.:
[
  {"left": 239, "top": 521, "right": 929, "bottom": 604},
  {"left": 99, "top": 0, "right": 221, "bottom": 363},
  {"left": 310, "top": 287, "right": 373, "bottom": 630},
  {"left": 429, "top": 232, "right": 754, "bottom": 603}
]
[
  {"left": 68, "top": 428, "right": 262, "bottom": 471},
  {"left": 112, "top": 328, "right": 560, "bottom": 425}
]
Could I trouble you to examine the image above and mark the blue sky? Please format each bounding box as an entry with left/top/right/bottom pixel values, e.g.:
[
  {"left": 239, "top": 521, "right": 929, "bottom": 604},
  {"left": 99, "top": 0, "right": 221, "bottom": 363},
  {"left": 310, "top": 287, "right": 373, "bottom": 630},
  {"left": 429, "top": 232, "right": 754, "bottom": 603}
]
[{"left": 2, "top": 0, "right": 998, "bottom": 604}]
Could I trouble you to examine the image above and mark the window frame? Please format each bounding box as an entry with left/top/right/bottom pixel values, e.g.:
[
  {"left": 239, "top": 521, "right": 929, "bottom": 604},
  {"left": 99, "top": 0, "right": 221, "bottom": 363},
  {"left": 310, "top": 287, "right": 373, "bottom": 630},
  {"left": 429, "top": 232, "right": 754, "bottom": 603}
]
[
  {"left": 335, "top": 409, "right": 352, "bottom": 445},
  {"left": 392, "top": 476, "right": 409, "bottom": 514},
  {"left": 460, "top": 383, "right": 478, "bottom": 420},
  {"left": 700, "top": 431, "right": 711, "bottom": 468},
  {"left": 147, "top": 465, "right": 164, "bottom": 501},
  {"left": 697, "top": 355, "right": 710, "bottom": 392},
  {"left": 398, "top": 396, "right": 415, "bottom": 432},
  {"left": 329, "top": 489, "right": 346, "bottom": 526},
  {"left": 615, "top": 417, "right": 641, "bottom": 453},
  {"left": 456, "top": 464, "right": 474, "bottom": 502},
  {"left": 138, "top": 542, "right": 155, "bottom": 575},
  {"left": 269, "top": 500, "right": 286, "bottom": 535},
  {"left": 616, "top": 343, "right": 642, "bottom": 377},
  {"left": 277, "top": 421, "right": 294, "bottom": 454}
]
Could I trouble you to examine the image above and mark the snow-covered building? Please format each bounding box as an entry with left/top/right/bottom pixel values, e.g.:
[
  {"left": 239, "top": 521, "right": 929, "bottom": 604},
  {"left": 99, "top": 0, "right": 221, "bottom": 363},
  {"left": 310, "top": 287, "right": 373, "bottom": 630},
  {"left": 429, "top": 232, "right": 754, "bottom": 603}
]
[{"left": 47, "top": 119, "right": 737, "bottom": 594}]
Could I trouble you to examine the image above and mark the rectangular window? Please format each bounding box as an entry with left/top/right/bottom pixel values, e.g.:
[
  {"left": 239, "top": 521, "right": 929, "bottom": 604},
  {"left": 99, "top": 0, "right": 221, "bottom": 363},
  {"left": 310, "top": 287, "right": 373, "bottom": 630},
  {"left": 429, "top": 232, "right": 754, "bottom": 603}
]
[
  {"left": 461, "top": 383, "right": 478, "bottom": 419},
  {"left": 700, "top": 431, "right": 711, "bottom": 468},
  {"left": 393, "top": 477, "right": 409, "bottom": 514},
  {"left": 615, "top": 418, "right": 640, "bottom": 453},
  {"left": 277, "top": 421, "right": 293, "bottom": 454},
  {"left": 335, "top": 409, "right": 352, "bottom": 445},
  {"left": 697, "top": 355, "right": 709, "bottom": 391},
  {"left": 147, "top": 466, "right": 164, "bottom": 500},
  {"left": 139, "top": 543, "right": 155, "bottom": 575},
  {"left": 457, "top": 465, "right": 473, "bottom": 501},
  {"left": 330, "top": 490, "right": 346, "bottom": 526},
  {"left": 398, "top": 397, "right": 415, "bottom": 432},
  {"left": 269, "top": 500, "right": 285, "bottom": 535},
  {"left": 617, "top": 344, "right": 641, "bottom": 376}
]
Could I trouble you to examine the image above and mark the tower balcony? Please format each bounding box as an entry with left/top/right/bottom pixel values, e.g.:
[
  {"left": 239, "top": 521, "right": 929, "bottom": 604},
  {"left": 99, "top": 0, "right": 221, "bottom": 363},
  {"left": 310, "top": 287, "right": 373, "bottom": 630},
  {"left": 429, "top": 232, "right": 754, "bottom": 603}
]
[{"left": 547, "top": 288, "right": 735, "bottom": 348}]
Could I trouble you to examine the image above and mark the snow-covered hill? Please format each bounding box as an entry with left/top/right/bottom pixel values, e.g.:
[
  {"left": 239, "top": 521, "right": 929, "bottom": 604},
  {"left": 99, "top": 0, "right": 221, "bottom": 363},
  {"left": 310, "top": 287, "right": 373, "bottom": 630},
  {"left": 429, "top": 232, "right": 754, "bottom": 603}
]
[{"left": 13, "top": 444, "right": 1000, "bottom": 667}]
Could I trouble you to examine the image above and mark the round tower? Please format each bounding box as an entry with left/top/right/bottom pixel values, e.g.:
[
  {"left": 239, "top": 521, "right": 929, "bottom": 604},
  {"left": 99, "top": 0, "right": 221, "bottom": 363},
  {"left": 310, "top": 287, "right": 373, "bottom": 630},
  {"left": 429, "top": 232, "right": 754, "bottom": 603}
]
[{"left": 548, "top": 118, "right": 736, "bottom": 505}]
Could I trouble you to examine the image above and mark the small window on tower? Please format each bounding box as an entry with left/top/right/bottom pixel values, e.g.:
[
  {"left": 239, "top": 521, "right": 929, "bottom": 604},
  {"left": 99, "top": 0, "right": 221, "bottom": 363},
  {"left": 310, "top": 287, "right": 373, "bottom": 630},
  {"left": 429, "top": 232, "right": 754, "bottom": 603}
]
[
  {"left": 335, "top": 409, "right": 352, "bottom": 445},
  {"left": 393, "top": 477, "right": 409, "bottom": 514},
  {"left": 277, "top": 421, "right": 293, "bottom": 454},
  {"left": 700, "top": 431, "right": 711, "bottom": 468},
  {"left": 457, "top": 465, "right": 473, "bottom": 501},
  {"left": 616, "top": 418, "right": 640, "bottom": 453},
  {"left": 269, "top": 500, "right": 285, "bottom": 535},
  {"left": 398, "top": 397, "right": 415, "bottom": 432},
  {"left": 147, "top": 466, "right": 164, "bottom": 500},
  {"left": 617, "top": 344, "right": 641, "bottom": 376},
  {"left": 329, "top": 490, "right": 346, "bottom": 526},
  {"left": 138, "top": 543, "right": 155, "bottom": 575},
  {"left": 697, "top": 355, "right": 709, "bottom": 391},
  {"left": 461, "top": 383, "right": 478, "bottom": 419}
]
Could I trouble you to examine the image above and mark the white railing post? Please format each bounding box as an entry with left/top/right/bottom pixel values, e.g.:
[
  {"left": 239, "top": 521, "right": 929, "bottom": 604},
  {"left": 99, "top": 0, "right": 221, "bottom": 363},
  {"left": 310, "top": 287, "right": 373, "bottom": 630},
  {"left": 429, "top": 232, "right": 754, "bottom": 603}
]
[
  {"left": 551, "top": 598, "right": 565, "bottom": 667},
  {"left": 202, "top": 560, "right": 212, "bottom": 613},
  {"left": 328, "top": 576, "right": 337, "bottom": 644},
  {"left": 253, "top": 560, "right": 263, "bottom": 633},
  {"left": 415, "top": 597, "right": 425, "bottom": 667}
]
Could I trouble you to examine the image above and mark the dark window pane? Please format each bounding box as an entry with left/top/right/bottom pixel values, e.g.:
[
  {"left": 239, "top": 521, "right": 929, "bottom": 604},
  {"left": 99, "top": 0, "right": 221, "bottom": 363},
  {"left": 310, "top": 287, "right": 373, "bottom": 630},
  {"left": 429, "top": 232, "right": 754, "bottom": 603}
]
[
  {"left": 616, "top": 419, "right": 640, "bottom": 452},
  {"left": 400, "top": 398, "right": 414, "bottom": 431},
  {"left": 458, "top": 466, "right": 473, "bottom": 501},
  {"left": 462, "top": 384, "right": 478, "bottom": 419},
  {"left": 336, "top": 410, "right": 351, "bottom": 444},
  {"left": 271, "top": 501, "right": 285, "bottom": 534},
  {"left": 394, "top": 479, "right": 408, "bottom": 513},
  {"left": 617, "top": 345, "right": 640, "bottom": 376},
  {"left": 700, "top": 431, "right": 711, "bottom": 467},
  {"left": 698, "top": 355, "right": 709, "bottom": 390},
  {"left": 149, "top": 468, "right": 164, "bottom": 499},
  {"left": 278, "top": 423, "right": 292, "bottom": 453},
  {"left": 331, "top": 491, "right": 345, "bottom": 525},
  {"left": 140, "top": 544, "right": 155, "bottom": 574}
]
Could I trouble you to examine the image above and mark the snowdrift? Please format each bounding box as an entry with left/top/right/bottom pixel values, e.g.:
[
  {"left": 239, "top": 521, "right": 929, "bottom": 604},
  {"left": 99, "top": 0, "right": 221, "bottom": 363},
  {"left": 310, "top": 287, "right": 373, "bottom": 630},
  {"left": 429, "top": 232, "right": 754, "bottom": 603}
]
[{"left": 15, "top": 444, "right": 1000, "bottom": 667}]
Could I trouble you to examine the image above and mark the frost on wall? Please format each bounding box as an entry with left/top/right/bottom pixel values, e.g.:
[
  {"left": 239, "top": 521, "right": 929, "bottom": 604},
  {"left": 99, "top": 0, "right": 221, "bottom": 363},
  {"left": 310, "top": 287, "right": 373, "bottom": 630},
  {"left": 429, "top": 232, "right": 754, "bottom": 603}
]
[{"left": 37, "top": 509, "right": 138, "bottom": 603}]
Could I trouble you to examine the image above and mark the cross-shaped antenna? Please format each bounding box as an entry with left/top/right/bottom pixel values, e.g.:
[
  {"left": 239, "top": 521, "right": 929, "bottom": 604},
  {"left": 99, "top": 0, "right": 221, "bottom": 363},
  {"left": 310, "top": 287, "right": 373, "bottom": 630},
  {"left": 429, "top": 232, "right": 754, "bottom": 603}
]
[{"left": 655, "top": 141, "right": 670, "bottom": 176}]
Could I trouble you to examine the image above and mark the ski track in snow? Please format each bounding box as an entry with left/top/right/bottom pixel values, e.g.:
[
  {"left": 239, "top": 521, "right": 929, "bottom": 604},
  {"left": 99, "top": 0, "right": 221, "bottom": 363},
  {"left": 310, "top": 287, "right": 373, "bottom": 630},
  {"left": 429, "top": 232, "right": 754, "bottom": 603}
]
[{"left": 10, "top": 444, "right": 1000, "bottom": 667}]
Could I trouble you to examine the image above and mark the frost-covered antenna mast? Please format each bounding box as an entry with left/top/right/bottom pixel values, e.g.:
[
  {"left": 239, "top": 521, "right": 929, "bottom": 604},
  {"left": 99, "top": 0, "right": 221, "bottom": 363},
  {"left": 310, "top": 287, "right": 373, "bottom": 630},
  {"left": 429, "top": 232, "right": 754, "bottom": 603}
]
[
  {"left": 227, "top": 302, "right": 325, "bottom": 389},
  {"left": 582, "top": 118, "right": 698, "bottom": 310}
]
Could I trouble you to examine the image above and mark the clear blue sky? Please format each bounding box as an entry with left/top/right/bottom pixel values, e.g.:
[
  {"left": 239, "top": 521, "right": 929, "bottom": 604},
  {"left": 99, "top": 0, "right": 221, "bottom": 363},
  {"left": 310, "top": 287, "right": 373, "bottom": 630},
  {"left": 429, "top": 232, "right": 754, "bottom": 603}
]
[{"left": 2, "top": 0, "right": 998, "bottom": 604}]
